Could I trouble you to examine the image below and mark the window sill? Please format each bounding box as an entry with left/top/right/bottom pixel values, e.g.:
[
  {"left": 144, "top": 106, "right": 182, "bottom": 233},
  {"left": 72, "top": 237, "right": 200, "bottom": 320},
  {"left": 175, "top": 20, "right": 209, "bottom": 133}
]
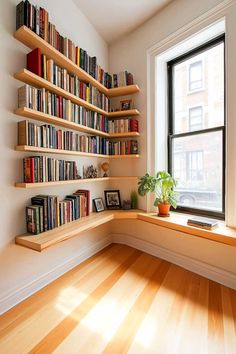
[{"left": 137, "top": 212, "right": 236, "bottom": 247}]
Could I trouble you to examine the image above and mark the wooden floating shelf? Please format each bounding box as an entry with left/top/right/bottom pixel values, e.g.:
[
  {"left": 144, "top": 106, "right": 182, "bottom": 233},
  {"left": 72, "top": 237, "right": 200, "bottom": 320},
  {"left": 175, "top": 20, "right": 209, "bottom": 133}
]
[
  {"left": 15, "top": 176, "right": 138, "bottom": 189},
  {"left": 15, "top": 210, "right": 140, "bottom": 251},
  {"left": 15, "top": 69, "right": 107, "bottom": 116},
  {"left": 108, "top": 85, "right": 140, "bottom": 97},
  {"left": 109, "top": 132, "right": 140, "bottom": 138},
  {"left": 15, "top": 145, "right": 140, "bottom": 159},
  {"left": 14, "top": 26, "right": 140, "bottom": 97},
  {"left": 108, "top": 109, "right": 140, "bottom": 118},
  {"left": 15, "top": 107, "right": 110, "bottom": 137},
  {"left": 15, "top": 107, "right": 140, "bottom": 138},
  {"left": 15, "top": 210, "right": 236, "bottom": 252}
]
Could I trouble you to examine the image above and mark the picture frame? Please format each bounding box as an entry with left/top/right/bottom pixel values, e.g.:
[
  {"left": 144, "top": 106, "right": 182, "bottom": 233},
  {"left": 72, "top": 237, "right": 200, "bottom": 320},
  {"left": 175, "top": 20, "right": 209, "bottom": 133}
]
[
  {"left": 93, "top": 198, "right": 105, "bottom": 213},
  {"left": 104, "top": 190, "right": 121, "bottom": 209},
  {"left": 120, "top": 99, "right": 132, "bottom": 111}
]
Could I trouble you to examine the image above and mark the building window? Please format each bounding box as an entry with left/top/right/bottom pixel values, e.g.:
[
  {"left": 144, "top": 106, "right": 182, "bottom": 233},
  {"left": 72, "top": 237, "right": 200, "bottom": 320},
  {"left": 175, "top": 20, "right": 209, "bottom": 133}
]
[
  {"left": 168, "top": 35, "right": 225, "bottom": 218},
  {"left": 189, "top": 106, "right": 203, "bottom": 131},
  {"left": 189, "top": 60, "right": 203, "bottom": 91}
]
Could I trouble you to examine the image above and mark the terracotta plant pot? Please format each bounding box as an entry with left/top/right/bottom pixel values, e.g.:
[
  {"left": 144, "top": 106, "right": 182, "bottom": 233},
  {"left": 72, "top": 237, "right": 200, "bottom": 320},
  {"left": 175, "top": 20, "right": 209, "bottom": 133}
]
[{"left": 157, "top": 203, "right": 171, "bottom": 217}]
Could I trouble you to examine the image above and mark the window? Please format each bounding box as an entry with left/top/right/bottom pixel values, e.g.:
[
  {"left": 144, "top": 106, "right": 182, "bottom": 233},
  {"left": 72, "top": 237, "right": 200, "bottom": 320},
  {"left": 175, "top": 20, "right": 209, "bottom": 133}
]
[
  {"left": 168, "top": 35, "right": 225, "bottom": 218},
  {"left": 188, "top": 60, "right": 203, "bottom": 91},
  {"left": 189, "top": 106, "right": 203, "bottom": 131}
]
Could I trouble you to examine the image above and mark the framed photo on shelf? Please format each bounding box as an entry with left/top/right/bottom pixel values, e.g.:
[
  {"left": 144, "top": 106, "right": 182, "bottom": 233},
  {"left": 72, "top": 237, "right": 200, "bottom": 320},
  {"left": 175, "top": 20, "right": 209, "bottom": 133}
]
[
  {"left": 93, "top": 198, "right": 105, "bottom": 213},
  {"left": 104, "top": 190, "right": 121, "bottom": 209},
  {"left": 120, "top": 99, "right": 132, "bottom": 111}
]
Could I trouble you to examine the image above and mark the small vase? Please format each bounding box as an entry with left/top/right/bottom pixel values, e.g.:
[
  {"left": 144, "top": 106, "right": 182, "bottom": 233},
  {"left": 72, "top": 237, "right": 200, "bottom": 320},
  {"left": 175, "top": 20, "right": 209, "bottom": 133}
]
[{"left": 157, "top": 203, "right": 171, "bottom": 217}]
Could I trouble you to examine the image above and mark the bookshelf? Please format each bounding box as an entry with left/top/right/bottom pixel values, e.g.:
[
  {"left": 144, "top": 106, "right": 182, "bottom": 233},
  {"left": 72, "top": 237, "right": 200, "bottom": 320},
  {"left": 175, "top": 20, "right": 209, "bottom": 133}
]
[
  {"left": 15, "top": 69, "right": 107, "bottom": 116},
  {"left": 14, "top": 26, "right": 140, "bottom": 97},
  {"left": 15, "top": 210, "right": 140, "bottom": 251},
  {"left": 15, "top": 145, "right": 140, "bottom": 158},
  {"left": 15, "top": 176, "right": 138, "bottom": 189},
  {"left": 14, "top": 21, "right": 141, "bottom": 245},
  {"left": 15, "top": 107, "right": 140, "bottom": 138},
  {"left": 108, "top": 110, "right": 140, "bottom": 118}
]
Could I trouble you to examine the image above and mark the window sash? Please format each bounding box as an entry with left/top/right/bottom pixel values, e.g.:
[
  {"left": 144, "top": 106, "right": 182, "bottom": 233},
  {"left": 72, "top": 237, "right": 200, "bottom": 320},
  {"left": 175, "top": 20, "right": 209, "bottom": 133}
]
[{"left": 167, "top": 34, "right": 225, "bottom": 219}]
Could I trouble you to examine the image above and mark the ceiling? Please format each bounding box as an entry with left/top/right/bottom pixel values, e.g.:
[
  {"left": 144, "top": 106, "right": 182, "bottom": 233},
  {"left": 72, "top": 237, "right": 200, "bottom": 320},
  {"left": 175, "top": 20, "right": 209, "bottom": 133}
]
[{"left": 73, "top": 0, "right": 173, "bottom": 43}]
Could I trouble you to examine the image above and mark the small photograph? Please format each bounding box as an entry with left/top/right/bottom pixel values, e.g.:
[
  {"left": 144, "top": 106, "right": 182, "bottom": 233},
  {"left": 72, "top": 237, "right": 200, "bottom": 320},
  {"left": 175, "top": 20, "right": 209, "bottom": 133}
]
[
  {"left": 93, "top": 198, "right": 105, "bottom": 212},
  {"left": 104, "top": 190, "right": 121, "bottom": 209},
  {"left": 120, "top": 99, "right": 132, "bottom": 111}
]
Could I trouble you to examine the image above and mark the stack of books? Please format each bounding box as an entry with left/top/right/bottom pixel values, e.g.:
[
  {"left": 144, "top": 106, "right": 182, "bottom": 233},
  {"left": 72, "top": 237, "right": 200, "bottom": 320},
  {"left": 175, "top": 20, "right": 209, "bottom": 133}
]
[
  {"left": 27, "top": 48, "right": 110, "bottom": 110},
  {"left": 26, "top": 189, "right": 90, "bottom": 234},
  {"left": 108, "top": 119, "right": 139, "bottom": 133},
  {"left": 16, "top": 1, "right": 135, "bottom": 88},
  {"left": 187, "top": 216, "right": 219, "bottom": 230},
  {"left": 23, "top": 156, "right": 79, "bottom": 183},
  {"left": 18, "top": 84, "right": 109, "bottom": 125},
  {"left": 18, "top": 120, "right": 109, "bottom": 154},
  {"left": 109, "top": 140, "right": 139, "bottom": 155}
]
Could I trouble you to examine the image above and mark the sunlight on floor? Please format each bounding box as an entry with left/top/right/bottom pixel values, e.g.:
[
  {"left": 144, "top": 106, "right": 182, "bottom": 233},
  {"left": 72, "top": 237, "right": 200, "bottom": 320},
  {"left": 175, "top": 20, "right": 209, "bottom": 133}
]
[{"left": 55, "top": 287, "right": 87, "bottom": 316}]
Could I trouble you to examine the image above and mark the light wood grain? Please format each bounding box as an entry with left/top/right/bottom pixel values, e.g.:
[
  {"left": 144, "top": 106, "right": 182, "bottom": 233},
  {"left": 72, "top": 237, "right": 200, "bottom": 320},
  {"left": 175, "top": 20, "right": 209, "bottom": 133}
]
[
  {"left": 15, "top": 210, "right": 236, "bottom": 252},
  {"left": 15, "top": 210, "right": 140, "bottom": 251},
  {"left": 15, "top": 176, "right": 138, "bottom": 189},
  {"left": 15, "top": 107, "right": 109, "bottom": 137},
  {"left": 107, "top": 109, "right": 140, "bottom": 118},
  {"left": 1, "top": 245, "right": 236, "bottom": 354},
  {"left": 15, "top": 69, "right": 108, "bottom": 115},
  {"left": 15, "top": 144, "right": 140, "bottom": 159},
  {"left": 14, "top": 26, "right": 140, "bottom": 97},
  {"left": 15, "top": 107, "right": 140, "bottom": 138}
]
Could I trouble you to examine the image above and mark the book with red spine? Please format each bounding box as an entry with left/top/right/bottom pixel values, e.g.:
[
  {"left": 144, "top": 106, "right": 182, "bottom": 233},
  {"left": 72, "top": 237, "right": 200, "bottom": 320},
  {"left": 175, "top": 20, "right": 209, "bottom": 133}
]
[{"left": 27, "top": 48, "right": 42, "bottom": 77}]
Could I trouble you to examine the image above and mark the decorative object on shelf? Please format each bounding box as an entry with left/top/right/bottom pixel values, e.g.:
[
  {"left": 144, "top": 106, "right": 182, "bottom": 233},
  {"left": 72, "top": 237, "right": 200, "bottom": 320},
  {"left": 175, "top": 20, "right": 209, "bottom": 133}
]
[
  {"left": 101, "top": 162, "right": 109, "bottom": 177},
  {"left": 122, "top": 200, "right": 131, "bottom": 210},
  {"left": 138, "top": 171, "right": 178, "bottom": 217},
  {"left": 93, "top": 198, "right": 105, "bottom": 213},
  {"left": 83, "top": 165, "right": 98, "bottom": 179},
  {"left": 120, "top": 99, "right": 132, "bottom": 111},
  {"left": 130, "top": 190, "right": 138, "bottom": 209},
  {"left": 104, "top": 190, "right": 121, "bottom": 210}
]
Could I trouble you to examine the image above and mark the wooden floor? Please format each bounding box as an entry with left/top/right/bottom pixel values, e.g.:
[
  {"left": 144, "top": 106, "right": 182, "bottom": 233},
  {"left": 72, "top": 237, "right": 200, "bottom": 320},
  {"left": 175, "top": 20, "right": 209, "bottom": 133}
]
[{"left": 0, "top": 244, "right": 236, "bottom": 354}]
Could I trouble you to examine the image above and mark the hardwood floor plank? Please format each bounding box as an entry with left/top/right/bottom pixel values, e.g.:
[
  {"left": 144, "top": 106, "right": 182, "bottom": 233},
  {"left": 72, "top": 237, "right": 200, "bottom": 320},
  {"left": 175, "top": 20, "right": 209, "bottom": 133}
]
[
  {"left": 221, "top": 287, "right": 236, "bottom": 354},
  {"left": 54, "top": 253, "right": 162, "bottom": 354},
  {"left": 29, "top": 249, "right": 142, "bottom": 354},
  {"left": 102, "top": 260, "right": 171, "bottom": 354},
  {"left": 0, "top": 245, "right": 133, "bottom": 354},
  {"left": 208, "top": 281, "right": 225, "bottom": 354},
  {"left": 0, "top": 244, "right": 236, "bottom": 354},
  {"left": 0, "top": 244, "right": 118, "bottom": 335}
]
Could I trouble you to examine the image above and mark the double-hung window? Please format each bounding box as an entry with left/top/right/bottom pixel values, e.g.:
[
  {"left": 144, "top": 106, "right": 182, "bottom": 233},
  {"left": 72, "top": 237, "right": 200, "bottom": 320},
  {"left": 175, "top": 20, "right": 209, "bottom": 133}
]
[{"left": 167, "top": 35, "right": 225, "bottom": 218}]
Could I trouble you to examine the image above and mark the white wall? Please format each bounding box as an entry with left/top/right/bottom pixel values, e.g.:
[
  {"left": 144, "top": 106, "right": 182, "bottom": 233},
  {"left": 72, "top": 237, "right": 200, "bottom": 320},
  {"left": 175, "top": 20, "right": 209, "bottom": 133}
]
[
  {"left": 0, "top": 0, "right": 111, "bottom": 313},
  {"left": 109, "top": 0, "right": 236, "bottom": 276}
]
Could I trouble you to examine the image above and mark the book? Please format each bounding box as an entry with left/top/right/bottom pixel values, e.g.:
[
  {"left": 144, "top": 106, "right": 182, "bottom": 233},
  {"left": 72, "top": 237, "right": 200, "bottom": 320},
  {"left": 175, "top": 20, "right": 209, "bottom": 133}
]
[
  {"left": 27, "top": 48, "right": 42, "bottom": 76},
  {"left": 187, "top": 216, "right": 219, "bottom": 230}
]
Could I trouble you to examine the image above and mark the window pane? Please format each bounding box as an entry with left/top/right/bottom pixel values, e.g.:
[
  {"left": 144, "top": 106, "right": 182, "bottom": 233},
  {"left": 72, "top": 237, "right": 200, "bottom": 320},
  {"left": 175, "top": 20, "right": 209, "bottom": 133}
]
[
  {"left": 173, "top": 42, "right": 224, "bottom": 134},
  {"left": 172, "top": 131, "right": 223, "bottom": 212}
]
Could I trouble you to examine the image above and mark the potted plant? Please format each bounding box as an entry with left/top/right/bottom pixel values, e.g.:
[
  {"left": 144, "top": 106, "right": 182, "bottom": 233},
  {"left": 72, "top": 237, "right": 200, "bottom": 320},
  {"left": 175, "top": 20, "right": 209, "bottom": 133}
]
[{"left": 138, "top": 171, "right": 178, "bottom": 217}]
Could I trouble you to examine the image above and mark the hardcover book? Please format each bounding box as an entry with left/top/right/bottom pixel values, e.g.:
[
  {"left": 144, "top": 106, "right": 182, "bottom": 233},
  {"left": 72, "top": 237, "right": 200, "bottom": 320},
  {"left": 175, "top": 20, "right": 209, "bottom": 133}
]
[{"left": 187, "top": 216, "right": 219, "bottom": 230}]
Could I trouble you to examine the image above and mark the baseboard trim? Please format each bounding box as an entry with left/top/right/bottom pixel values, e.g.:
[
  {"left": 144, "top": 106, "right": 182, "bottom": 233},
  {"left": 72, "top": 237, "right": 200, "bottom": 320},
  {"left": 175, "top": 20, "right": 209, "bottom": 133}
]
[
  {"left": 0, "top": 235, "right": 111, "bottom": 315},
  {"left": 112, "top": 233, "right": 236, "bottom": 290}
]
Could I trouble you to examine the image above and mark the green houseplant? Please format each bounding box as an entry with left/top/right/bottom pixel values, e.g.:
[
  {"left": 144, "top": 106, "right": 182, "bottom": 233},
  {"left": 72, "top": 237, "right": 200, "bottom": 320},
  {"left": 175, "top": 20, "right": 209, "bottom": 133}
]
[{"left": 138, "top": 171, "right": 178, "bottom": 216}]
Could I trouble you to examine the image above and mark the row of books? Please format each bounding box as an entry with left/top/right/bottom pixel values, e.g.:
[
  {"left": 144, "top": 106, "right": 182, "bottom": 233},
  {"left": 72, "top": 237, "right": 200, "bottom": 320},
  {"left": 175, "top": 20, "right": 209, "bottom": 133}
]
[
  {"left": 18, "top": 120, "right": 109, "bottom": 150},
  {"left": 16, "top": 1, "right": 135, "bottom": 88},
  {"left": 18, "top": 120, "right": 138, "bottom": 155},
  {"left": 108, "top": 119, "right": 139, "bottom": 133},
  {"left": 26, "top": 190, "right": 90, "bottom": 234},
  {"left": 109, "top": 140, "right": 139, "bottom": 155},
  {"left": 23, "top": 156, "right": 79, "bottom": 183},
  {"left": 18, "top": 85, "right": 110, "bottom": 125},
  {"left": 27, "top": 48, "right": 109, "bottom": 110}
]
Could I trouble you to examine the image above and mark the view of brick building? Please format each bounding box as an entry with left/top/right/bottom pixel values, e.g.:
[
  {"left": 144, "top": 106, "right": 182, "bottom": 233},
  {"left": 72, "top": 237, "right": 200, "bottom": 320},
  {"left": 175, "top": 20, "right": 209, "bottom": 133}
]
[{"left": 171, "top": 42, "right": 224, "bottom": 212}]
